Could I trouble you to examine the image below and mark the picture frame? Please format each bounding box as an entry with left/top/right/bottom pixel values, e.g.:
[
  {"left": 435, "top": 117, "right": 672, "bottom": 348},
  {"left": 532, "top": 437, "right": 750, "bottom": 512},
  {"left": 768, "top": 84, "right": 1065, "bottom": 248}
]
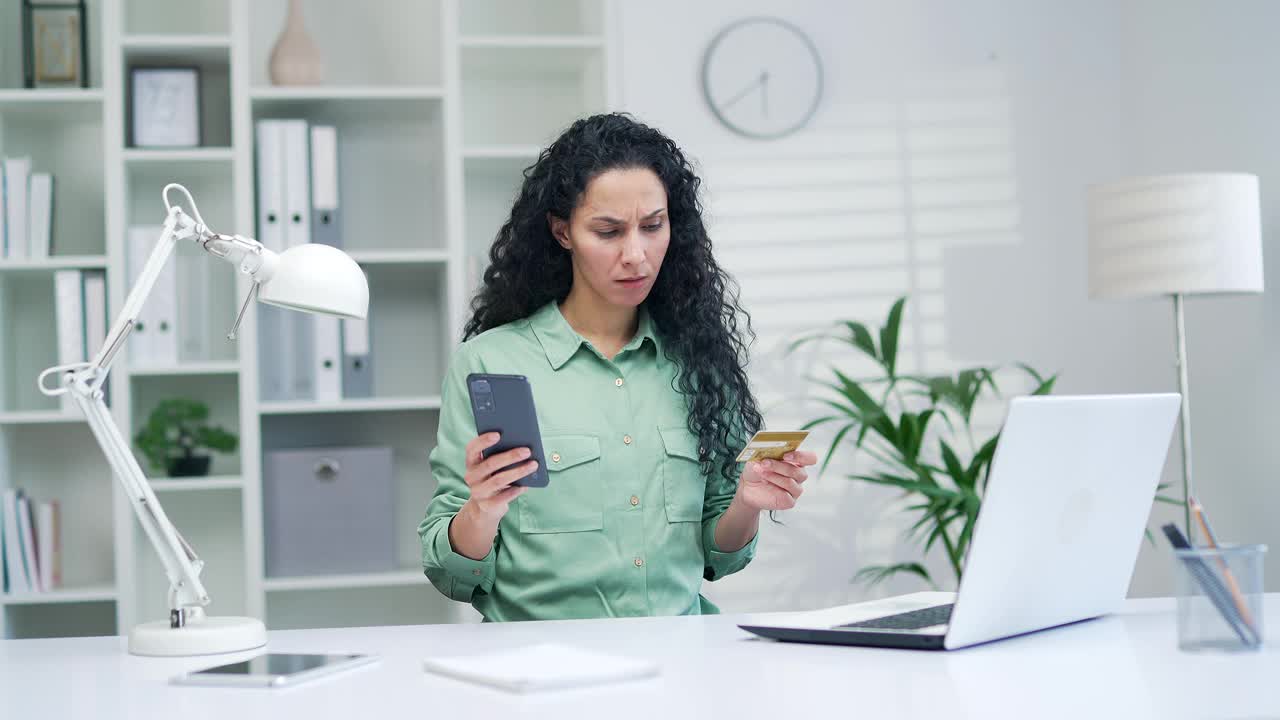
[
  {"left": 22, "top": 0, "right": 90, "bottom": 89},
  {"left": 129, "top": 66, "right": 203, "bottom": 148}
]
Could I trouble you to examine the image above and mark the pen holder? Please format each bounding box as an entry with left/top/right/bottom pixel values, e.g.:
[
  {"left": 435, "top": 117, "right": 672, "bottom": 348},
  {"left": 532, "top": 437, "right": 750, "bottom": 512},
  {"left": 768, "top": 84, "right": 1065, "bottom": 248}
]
[{"left": 1173, "top": 543, "right": 1266, "bottom": 653}]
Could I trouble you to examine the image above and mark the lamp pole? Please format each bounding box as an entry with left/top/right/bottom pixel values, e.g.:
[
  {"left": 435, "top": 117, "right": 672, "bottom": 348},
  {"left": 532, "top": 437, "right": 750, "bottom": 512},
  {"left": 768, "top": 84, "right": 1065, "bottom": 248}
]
[{"left": 1172, "top": 293, "right": 1194, "bottom": 542}]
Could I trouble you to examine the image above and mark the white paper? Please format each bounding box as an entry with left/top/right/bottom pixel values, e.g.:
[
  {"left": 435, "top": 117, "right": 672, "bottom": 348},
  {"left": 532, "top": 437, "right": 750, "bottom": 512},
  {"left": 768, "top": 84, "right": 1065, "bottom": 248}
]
[{"left": 422, "top": 643, "right": 660, "bottom": 693}]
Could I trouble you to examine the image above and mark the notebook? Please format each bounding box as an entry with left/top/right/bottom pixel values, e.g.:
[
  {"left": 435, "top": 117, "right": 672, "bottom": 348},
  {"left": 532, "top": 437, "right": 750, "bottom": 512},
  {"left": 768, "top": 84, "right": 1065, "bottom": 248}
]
[{"left": 422, "top": 643, "right": 660, "bottom": 693}]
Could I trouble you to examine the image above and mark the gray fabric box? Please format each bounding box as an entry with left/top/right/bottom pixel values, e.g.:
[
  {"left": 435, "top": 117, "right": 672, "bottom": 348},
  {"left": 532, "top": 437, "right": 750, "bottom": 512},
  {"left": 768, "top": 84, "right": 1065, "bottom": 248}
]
[{"left": 264, "top": 446, "right": 397, "bottom": 577}]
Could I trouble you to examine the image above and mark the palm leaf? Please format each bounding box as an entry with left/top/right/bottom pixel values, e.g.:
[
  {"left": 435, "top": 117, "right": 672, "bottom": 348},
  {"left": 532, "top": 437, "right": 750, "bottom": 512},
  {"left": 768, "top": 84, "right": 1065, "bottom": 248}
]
[
  {"left": 850, "top": 473, "right": 959, "bottom": 501},
  {"left": 969, "top": 435, "right": 1000, "bottom": 490},
  {"left": 818, "top": 422, "right": 856, "bottom": 476},
  {"left": 879, "top": 297, "right": 906, "bottom": 377},
  {"left": 853, "top": 562, "right": 937, "bottom": 589},
  {"left": 786, "top": 330, "right": 837, "bottom": 355},
  {"left": 1017, "top": 362, "right": 1059, "bottom": 396},
  {"left": 830, "top": 370, "right": 897, "bottom": 446},
  {"left": 842, "top": 321, "right": 879, "bottom": 361},
  {"left": 939, "top": 439, "right": 970, "bottom": 489},
  {"left": 954, "top": 495, "right": 982, "bottom": 560},
  {"left": 799, "top": 414, "right": 841, "bottom": 431}
]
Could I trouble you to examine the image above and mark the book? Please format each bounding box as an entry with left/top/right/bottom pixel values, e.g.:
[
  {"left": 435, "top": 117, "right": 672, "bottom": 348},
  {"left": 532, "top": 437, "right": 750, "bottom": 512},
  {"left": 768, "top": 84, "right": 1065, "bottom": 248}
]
[
  {"left": 3, "top": 490, "right": 31, "bottom": 594},
  {"left": 17, "top": 492, "right": 40, "bottom": 592},
  {"left": 422, "top": 643, "right": 661, "bottom": 693},
  {"left": 2, "top": 157, "right": 31, "bottom": 260},
  {"left": 37, "top": 500, "right": 60, "bottom": 591},
  {"left": 28, "top": 172, "right": 53, "bottom": 258}
]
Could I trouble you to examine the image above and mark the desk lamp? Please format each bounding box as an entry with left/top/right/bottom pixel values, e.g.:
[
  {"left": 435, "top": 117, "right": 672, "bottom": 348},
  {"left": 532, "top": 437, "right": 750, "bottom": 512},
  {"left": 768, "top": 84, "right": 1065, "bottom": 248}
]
[
  {"left": 37, "top": 184, "right": 369, "bottom": 656},
  {"left": 1087, "top": 173, "right": 1264, "bottom": 540}
]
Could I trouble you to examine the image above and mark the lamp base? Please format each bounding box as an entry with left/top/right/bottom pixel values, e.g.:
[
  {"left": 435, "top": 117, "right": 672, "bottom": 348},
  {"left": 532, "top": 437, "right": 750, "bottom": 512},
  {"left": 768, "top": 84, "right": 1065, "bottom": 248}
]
[{"left": 128, "top": 615, "right": 267, "bottom": 657}]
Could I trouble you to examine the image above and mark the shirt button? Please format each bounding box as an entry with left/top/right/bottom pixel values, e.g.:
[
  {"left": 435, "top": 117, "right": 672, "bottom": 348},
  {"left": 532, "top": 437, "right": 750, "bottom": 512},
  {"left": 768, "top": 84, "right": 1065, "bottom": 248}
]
[
  {"left": 550, "top": 452, "right": 561, "bottom": 463},
  {"left": 615, "top": 377, "right": 624, "bottom": 387},
  {"left": 634, "top": 557, "right": 644, "bottom": 567},
  {"left": 472, "top": 569, "right": 482, "bottom": 576},
  {"left": 623, "top": 435, "right": 632, "bottom": 445},
  {"left": 630, "top": 495, "right": 640, "bottom": 506}
]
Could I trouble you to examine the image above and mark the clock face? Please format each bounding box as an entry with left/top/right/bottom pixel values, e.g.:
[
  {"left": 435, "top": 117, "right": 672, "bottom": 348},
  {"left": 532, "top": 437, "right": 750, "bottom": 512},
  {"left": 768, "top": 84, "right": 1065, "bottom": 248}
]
[{"left": 701, "top": 17, "right": 823, "bottom": 140}]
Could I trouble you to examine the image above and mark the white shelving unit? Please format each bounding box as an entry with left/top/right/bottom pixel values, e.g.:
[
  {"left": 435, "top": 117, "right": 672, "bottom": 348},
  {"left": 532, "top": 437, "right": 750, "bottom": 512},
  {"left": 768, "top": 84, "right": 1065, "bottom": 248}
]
[{"left": 1, "top": 0, "right": 615, "bottom": 639}]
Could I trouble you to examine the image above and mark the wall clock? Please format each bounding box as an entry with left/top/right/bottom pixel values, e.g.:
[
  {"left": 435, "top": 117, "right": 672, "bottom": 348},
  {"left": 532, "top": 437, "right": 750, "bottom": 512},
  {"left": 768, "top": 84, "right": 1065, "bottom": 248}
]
[{"left": 700, "top": 17, "right": 824, "bottom": 140}]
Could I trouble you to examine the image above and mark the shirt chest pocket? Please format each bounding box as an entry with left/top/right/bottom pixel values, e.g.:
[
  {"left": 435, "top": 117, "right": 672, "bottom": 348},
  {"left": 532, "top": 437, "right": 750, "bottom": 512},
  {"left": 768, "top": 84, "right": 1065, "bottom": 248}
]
[
  {"left": 659, "top": 426, "right": 706, "bottom": 523},
  {"left": 518, "top": 434, "right": 603, "bottom": 534}
]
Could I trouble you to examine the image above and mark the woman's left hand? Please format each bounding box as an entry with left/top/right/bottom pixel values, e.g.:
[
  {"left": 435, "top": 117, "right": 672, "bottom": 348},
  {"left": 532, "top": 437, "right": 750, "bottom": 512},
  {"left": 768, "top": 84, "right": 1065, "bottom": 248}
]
[{"left": 737, "top": 451, "right": 818, "bottom": 512}]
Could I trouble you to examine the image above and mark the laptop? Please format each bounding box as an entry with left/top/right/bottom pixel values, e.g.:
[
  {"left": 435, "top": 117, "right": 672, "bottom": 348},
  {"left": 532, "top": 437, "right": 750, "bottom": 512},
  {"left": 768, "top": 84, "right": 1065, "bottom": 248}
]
[{"left": 739, "top": 393, "right": 1181, "bottom": 650}]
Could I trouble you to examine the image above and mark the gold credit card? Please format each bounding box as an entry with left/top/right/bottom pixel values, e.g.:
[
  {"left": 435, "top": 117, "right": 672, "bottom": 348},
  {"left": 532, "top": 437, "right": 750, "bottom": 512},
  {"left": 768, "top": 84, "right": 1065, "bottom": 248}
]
[{"left": 735, "top": 431, "right": 810, "bottom": 463}]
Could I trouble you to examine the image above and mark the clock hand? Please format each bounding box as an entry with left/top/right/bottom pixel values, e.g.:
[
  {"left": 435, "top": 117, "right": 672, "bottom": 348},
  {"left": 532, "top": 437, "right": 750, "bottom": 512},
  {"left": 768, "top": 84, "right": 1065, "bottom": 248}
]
[
  {"left": 720, "top": 71, "right": 767, "bottom": 112},
  {"left": 761, "top": 70, "right": 769, "bottom": 118}
]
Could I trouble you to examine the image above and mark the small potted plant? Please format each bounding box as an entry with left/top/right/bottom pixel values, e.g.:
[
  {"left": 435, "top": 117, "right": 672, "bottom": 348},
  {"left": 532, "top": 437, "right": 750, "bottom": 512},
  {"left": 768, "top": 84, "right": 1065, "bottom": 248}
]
[{"left": 134, "top": 398, "right": 238, "bottom": 478}]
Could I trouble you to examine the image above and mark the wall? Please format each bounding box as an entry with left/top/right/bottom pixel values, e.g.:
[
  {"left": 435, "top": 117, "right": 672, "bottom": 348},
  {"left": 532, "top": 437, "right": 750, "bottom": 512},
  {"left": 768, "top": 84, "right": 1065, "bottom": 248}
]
[{"left": 614, "top": 0, "right": 1277, "bottom": 612}]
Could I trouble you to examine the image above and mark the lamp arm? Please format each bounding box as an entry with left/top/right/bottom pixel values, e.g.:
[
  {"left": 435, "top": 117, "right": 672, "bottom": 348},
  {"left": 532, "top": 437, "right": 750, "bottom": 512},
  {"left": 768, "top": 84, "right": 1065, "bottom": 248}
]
[
  {"left": 38, "top": 212, "right": 211, "bottom": 623},
  {"left": 36, "top": 192, "right": 275, "bottom": 627}
]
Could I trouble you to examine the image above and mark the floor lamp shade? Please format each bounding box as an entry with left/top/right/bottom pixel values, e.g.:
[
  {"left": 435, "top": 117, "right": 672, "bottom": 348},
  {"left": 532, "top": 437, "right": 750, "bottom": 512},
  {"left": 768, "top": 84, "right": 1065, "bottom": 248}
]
[{"left": 1088, "top": 173, "right": 1264, "bottom": 299}]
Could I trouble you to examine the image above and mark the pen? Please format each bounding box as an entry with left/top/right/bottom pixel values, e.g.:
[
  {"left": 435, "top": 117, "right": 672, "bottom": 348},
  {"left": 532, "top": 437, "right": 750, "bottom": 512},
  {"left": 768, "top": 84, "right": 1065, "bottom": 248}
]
[
  {"left": 1162, "top": 523, "right": 1257, "bottom": 646},
  {"left": 1188, "top": 496, "right": 1258, "bottom": 635}
]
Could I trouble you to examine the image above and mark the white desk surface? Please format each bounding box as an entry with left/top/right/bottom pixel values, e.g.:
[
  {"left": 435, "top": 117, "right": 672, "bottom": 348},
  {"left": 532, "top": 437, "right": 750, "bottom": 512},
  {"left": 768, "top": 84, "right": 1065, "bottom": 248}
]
[{"left": 2, "top": 596, "right": 1277, "bottom": 719}]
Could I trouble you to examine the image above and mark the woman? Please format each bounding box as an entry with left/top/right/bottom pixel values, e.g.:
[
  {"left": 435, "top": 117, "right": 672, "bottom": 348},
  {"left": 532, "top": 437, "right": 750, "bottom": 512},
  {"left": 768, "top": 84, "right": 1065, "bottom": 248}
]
[{"left": 419, "top": 113, "right": 816, "bottom": 621}]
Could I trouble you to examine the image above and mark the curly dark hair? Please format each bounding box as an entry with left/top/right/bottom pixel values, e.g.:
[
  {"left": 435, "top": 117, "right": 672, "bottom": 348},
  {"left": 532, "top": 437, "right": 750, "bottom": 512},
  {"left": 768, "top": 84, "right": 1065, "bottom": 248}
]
[{"left": 463, "top": 112, "right": 762, "bottom": 486}]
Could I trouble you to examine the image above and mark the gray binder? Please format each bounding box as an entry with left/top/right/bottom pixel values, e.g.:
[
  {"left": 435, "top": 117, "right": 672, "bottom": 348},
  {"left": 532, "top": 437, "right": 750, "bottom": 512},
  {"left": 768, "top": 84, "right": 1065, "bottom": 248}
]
[
  {"left": 263, "top": 446, "right": 396, "bottom": 577},
  {"left": 310, "top": 125, "right": 341, "bottom": 248},
  {"left": 341, "top": 315, "right": 373, "bottom": 398}
]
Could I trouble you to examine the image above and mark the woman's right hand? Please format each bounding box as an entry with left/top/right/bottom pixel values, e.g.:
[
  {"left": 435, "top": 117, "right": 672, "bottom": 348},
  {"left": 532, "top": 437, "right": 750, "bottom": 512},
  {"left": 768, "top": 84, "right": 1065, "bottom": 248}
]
[{"left": 461, "top": 432, "right": 538, "bottom": 520}]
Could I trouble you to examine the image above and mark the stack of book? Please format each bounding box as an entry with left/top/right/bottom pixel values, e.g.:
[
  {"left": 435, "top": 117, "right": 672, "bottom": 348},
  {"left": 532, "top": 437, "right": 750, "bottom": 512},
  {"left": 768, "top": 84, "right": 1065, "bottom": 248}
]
[
  {"left": 1, "top": 157, "right": 55, "bottom": 260},
  {"left": 1, "top": 488, "right": 61, "bottom": 595}
]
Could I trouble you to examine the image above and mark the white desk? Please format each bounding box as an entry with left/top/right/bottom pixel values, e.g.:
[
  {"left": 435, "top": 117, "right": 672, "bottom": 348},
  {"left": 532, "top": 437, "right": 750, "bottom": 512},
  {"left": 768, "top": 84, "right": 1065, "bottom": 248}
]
[{"left": 2, "top": 596, "right": 1277, "bottom": 719}]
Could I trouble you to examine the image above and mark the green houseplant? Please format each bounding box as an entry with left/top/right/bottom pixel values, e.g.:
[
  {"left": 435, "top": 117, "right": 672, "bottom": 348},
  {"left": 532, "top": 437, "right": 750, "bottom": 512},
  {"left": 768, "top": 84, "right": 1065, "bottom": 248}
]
[
  {"left": 134, "top": 398, "right": 238, "bottom": 478},
  {"left": 789, "top": 297, "right": 1057, "bottom": 589},
  {"left": 791, "top": 297, "right": 1175, "bottom": 589}
]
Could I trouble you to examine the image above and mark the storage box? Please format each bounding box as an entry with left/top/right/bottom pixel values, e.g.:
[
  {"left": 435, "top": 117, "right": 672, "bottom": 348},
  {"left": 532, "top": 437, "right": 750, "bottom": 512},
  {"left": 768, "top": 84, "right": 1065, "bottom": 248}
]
[{"left": 264, "top": 445, "right": 397, "bottom": 577}]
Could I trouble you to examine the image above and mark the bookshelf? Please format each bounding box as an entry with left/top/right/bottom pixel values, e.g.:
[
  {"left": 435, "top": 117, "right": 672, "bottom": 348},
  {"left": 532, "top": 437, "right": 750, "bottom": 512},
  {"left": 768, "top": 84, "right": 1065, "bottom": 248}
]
[{"left": 0, "top": 0, "right": 615, "bottom": 640}]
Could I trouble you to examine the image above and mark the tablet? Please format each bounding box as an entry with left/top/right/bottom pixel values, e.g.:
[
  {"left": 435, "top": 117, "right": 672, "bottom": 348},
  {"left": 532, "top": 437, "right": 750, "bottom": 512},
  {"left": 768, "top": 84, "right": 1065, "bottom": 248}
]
[{"left": 171, "top": 652, "right": 377, "bottom": 688}]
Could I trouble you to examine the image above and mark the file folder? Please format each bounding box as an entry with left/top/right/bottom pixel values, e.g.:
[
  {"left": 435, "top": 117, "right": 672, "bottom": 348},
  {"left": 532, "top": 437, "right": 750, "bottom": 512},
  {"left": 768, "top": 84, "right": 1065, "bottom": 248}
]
[
  {"left": 177, "top": 246, "right": 211, "bottom": 361},
  {"left": 127, "top": 226, "right": 179, "bottom": 368},
  {"left": 314, "top": 315, "right": 343, "bottom": 403},
  {"left": 52, "top": 270, "right": 84, "bottom": 413},
  {"left": 283, "top": 120, "right": 315, "bottom": 400},
  {"left": 310, "top": 125, "right": 341, "bottom": 248},
  {"left": 341, "top": 316, "right": 373, "bottom": 398},
  {"left": 256, "top": 120, "right": 292, "bottom": 401}
]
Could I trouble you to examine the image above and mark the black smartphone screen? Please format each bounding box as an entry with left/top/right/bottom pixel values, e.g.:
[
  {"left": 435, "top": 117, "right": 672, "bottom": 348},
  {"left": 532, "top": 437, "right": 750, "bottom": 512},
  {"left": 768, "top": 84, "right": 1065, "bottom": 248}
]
[{"left": 466, "top": 373, "right": 550, "bottom": 487}]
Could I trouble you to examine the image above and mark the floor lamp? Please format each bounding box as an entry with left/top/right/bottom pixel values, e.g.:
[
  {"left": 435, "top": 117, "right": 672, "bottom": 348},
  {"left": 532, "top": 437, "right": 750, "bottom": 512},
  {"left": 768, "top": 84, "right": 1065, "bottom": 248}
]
[
  {"left": 37, "top": 185, "right": 370, "bottom": 656},
  {"left": 1087, "top": 173, "right": 1264, "bottom": 541}
]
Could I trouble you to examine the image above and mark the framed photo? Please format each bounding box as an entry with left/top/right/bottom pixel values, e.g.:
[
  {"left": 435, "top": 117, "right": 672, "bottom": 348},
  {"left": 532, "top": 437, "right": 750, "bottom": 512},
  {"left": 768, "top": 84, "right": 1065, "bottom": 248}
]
[
  {"left": 23, "top": 1, "right": 89, "bottom": 89},
  {"left": 130, "top": 67, "right": 202, "bottom": 148}
]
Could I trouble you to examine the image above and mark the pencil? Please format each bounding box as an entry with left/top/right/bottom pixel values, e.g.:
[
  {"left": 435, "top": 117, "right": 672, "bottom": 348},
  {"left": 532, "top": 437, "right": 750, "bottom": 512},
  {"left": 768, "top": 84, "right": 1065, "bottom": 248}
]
[{"left": 1188, "top": 496, "right": 1258, "bottom": 636}]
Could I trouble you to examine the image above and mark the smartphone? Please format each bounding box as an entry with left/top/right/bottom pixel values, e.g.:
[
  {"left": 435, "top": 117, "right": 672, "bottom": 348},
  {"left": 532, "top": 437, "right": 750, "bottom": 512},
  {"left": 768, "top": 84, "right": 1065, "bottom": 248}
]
[
  {"left": 170, "top": 653, "right": 378, "bottom": 688},
  {"left": 467, "top": 373, "right": 550, "bottom": 488}
]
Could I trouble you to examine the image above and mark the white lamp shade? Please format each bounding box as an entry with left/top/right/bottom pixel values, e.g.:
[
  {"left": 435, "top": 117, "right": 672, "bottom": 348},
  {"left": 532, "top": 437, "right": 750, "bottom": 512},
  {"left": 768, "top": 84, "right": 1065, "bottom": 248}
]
[
  {"left": 258, "top": 243, "right": 369, "bottom": 319},
  {"left": 1087, "top": 173, "right": 1264, "bottom": 299}
]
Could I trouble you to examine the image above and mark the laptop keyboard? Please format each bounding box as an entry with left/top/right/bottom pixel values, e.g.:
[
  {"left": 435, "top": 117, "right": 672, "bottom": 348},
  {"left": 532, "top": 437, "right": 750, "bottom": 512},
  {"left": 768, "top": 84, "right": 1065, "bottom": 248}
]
[{"left": 839, "top": 603, "right": 954, "bottom": 631}]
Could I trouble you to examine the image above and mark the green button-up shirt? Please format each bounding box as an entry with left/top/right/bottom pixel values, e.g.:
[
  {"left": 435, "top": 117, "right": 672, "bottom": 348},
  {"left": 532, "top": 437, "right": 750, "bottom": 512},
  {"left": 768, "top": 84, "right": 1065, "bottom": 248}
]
[{"left": 419, "top": 300, "right": 757, "bottom": 621}]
